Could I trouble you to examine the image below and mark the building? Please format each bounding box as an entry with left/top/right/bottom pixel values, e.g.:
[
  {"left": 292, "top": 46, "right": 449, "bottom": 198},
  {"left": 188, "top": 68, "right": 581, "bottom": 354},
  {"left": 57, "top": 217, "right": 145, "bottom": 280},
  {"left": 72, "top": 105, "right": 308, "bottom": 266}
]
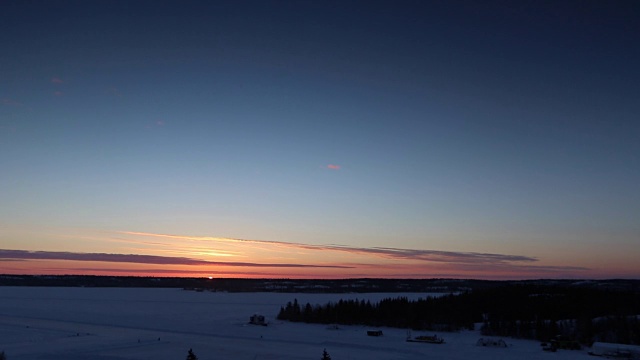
[
  {"left": 249, "top": 314, "right": 267, "bottom": 326},
  {"left": 476, "top": 338, "right": 508, "bottom": 347}
]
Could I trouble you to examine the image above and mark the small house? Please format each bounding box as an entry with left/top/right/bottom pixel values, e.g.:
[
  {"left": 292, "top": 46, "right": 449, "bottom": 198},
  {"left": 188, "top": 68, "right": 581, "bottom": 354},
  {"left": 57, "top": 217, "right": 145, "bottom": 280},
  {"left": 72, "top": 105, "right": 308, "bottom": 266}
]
[
  {"left": 548, "top": 335, "right": 581, "bottom": 350},
  {"left": 476, "top": 338, "right": 507, "bottom": 348},
  {"left": 249, "top": 314, "right": 267, "bottom": 326},
  {"left": 407, "top": 334, "right": 445, "bottom": 344}
]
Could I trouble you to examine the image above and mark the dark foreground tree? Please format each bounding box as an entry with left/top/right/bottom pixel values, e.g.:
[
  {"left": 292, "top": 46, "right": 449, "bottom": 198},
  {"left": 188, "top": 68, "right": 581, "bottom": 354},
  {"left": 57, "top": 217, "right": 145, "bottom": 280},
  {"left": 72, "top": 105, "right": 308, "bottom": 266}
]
[
  {"left": 321, "top": 348, "right": 331, "bottom": 360},
  {"left": 0, "top": 351, "right": 6, "bottom": 360},
  {"left": 186, "top": 348, "right": 198, "bottom": 360}
]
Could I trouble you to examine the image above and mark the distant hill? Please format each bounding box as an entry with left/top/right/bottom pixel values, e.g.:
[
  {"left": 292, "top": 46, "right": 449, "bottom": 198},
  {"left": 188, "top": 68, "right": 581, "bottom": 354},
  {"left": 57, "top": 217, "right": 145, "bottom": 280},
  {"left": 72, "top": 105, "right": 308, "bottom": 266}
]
[{"left": 1, "top": 275, "right": 639, "bottom": 293}]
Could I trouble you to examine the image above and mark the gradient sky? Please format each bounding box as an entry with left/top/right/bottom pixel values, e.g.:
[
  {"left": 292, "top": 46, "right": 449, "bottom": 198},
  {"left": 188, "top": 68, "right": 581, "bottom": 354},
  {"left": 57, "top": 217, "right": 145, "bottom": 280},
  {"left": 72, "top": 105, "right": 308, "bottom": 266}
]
[{"left": 1, "top": 0, "right": 639, "bottom": 279}]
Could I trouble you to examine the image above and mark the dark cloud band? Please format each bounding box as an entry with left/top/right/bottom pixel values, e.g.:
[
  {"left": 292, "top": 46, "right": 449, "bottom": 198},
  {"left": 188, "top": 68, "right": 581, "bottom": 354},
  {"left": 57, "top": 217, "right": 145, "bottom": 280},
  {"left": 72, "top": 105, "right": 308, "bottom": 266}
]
[{"left": 0, "top": 249, "right": 352, "bottom": 269}]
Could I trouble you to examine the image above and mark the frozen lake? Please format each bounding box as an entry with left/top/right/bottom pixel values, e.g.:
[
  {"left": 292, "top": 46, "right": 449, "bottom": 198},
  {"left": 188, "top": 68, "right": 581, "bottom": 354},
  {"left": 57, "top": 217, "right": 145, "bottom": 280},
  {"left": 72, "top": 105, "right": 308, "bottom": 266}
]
[{"left": 0, "top": 287, "right": 593, "bottom": 359}]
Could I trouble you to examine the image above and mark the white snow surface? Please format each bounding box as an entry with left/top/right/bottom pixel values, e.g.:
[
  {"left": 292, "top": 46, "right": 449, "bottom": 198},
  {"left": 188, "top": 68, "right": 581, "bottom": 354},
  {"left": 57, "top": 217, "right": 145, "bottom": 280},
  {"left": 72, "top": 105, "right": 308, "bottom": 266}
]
[{"left": 0, "top": 287, "right": 592, "bottom": 360}]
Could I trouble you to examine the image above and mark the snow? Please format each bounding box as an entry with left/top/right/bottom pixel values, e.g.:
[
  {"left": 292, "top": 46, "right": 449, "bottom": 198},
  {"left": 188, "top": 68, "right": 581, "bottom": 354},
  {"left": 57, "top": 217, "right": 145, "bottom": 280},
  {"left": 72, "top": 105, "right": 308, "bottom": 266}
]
[{"left": 0, "top": 287, "right": 593, "bottom": 359}]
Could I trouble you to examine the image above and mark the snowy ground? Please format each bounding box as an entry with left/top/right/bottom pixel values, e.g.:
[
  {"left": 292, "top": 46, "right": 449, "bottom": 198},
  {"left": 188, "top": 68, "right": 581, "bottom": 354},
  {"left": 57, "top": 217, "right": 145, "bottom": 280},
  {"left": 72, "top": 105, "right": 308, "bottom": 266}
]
[{"left": 0, "top": 287, "right": 594, "bottom": 360}]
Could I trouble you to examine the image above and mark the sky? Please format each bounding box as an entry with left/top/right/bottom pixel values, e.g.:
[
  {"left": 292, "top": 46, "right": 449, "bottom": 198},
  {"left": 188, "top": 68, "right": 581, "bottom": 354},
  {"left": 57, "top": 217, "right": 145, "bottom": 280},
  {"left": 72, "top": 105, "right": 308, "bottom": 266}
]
[{"left": 1, "top": 0, "right": 639, "bottom": 280}]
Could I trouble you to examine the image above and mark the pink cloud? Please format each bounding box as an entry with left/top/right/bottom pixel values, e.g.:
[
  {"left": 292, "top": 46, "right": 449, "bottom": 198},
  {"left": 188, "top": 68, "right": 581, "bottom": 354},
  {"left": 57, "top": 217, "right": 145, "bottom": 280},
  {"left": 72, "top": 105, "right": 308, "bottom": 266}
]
[
  {"left": 0, "top": 249, "right": 351, "bottom": 269},
  {"left": 51, "top": 77, "right": 64, "bottom": 84},
  {"left": 327, "top": 164, "right": 341, "bottom": 170},
  {"left": 118, "top": 231, "right": 594, "bottom": 279},
  {"left": 121, "top": 231, "right": 540, "bottom": 265},
  {"left": 53, "top": 91, "right": 63, "bottom": 96}
]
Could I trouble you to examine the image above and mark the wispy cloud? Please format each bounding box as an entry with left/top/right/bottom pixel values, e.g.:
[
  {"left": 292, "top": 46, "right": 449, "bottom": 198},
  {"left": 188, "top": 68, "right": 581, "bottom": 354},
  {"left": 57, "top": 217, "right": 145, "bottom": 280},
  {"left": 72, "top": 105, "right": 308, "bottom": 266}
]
[
  {"left": 6, "top": 231, "right": 586, "bottom": 278},
  {"left": 72, "top": 267, "right": 304, "bottom": 277},
  {"left": 322, "top": 245, "right": 537, "bottom": 265},
  {"left": 51, "top": 77, "right": 64, "bottom": 84},
  {"left": 119, "top": 231, "right": 595, "bottom": 277},
  {"left": 119, "top": 231, "right": 537, "bottom": 265},
  {"left": 0, "top": 249, "right": 352, "bottom": 269},
  {"left": 53, "top": 91, "right": 63, "bottom": 96},
  {"left": 327, "top": 164, "right": 341, "bottom": 170}
]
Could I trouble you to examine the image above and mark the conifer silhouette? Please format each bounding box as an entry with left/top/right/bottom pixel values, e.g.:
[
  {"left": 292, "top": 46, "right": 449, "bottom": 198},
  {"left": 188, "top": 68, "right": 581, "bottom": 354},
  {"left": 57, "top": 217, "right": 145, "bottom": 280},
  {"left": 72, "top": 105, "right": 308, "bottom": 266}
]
[
  {"left": 321, "top": 348, "right": 331, "bottom": 360},
  {"left": 186, "top": 348, "right": 198, "bottom": 360}
]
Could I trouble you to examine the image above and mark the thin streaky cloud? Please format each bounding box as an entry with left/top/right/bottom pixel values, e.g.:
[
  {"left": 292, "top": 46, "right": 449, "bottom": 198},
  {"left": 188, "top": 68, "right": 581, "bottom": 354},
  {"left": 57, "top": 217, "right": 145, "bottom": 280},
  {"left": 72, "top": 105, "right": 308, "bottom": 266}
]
[
  {"left": 327, "top": 164, "right": 340, "bottom": 170},
  {"left": 108, "top": 237, "right": 171, "bottom": 247},
  {"left": 120, "top": 231, "right": 286, "bottom": 246},
  {"left": 108, "top": 236, "right": 245, "bottom": 257},
  {"left": 51, "top": 77, "right": 64, "bottom": 83},
  {"left": 0, "top": 249, "right": 352, "bottom": 269},
  {"left": 68, "top": 268, "right": 324, "bottom": 277},
  {"left": 449, "top": 262, "right": 590, "bottom": 273},
  {"left": 119, "top": 231, "right": 537, "bottom": 265},
  {"left": 341, "top": 260, "right": 589, "bottom": 273},
  {"left": 341, "top": 246, "right": 537, "bottom": 264}
]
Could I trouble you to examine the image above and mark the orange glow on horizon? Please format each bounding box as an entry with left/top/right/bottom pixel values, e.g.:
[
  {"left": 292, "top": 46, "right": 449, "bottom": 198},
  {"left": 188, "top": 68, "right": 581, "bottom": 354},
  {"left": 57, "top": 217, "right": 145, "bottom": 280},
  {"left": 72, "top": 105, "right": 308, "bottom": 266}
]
[
  {"left": 1, "top": 229, "right": 638, "bottom": 280},
  {"left": 3, "top": 257, "right": 636, "bottom": 280}
]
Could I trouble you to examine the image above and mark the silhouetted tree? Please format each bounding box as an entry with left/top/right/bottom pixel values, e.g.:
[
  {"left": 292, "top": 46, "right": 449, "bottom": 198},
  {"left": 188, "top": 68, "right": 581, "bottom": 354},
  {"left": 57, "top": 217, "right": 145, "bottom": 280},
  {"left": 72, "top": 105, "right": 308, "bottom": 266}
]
[
  {"left": 280, "top": 285, "right": 640, "bottom": 345},
  {"left": 186, "top": 348, "right": 198, "bottom": 360},
  {"left": 321, "top": 348, "right": 331, "bottom": 360},
  {"left": 0, "top": 351, "right": 6, "bottom": 360}
]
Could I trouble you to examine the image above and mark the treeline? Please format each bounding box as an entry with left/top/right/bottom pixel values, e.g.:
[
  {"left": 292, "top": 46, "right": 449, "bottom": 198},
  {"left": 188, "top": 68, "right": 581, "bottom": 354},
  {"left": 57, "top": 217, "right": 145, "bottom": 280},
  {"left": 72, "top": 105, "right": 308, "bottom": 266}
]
[
  {"left": 278, "top": 294, "right": 478, "bottom": 331},
  {"left": 481, "top": 315, "right": 640, "bottom": 346},
  {"left": 278, "top": 284, "right": 640, "bottom": 345},
  {"left": 3, "top": 276, "right": 639, "bottom": 294},
  {"left": 0, "top": 275, "right": 208, "bottom": 288},
  {"left": 0, "top": 275, "right": 483, "bottom": 292},
  {"left": 477, "top": 285, "right": 640, "bottom": 345}
]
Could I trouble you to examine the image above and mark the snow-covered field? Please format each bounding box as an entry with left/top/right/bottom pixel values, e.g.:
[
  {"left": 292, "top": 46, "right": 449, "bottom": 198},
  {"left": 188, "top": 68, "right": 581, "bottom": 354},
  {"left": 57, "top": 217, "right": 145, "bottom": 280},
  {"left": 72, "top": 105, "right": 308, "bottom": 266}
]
[{"left": 0, "top": 287, "right": 593, "bottom": 360}]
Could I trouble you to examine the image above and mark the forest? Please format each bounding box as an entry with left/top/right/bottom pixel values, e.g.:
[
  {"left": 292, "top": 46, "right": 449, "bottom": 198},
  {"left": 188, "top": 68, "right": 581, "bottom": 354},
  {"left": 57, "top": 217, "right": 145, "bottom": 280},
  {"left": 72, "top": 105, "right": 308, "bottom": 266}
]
[{"left": 277, "top": 284, "right": 640, "bottom": 345}]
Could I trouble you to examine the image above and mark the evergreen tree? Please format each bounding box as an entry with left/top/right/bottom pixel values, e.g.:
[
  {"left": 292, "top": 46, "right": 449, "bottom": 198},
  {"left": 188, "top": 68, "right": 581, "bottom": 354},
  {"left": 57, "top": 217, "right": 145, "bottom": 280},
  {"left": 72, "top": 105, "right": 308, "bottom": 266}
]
[
  {"left": 321, "top": 348, "right": 331, "bottom": 360},
  {"left": 186, "top": 348, "right": 198, "bottom": 360},
  {"left": 0, "top": 350, "right": 6, "bottom": 360},
  {"left": 279, "top": 285, "right": 640, "bottom": 345}
]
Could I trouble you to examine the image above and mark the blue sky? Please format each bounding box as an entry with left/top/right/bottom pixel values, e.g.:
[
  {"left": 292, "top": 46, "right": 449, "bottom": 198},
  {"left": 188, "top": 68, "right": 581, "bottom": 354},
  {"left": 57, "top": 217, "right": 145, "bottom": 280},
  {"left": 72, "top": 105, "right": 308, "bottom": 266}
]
[{"left": 1, "top": 0, "right": 639, "bottom": 279}]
